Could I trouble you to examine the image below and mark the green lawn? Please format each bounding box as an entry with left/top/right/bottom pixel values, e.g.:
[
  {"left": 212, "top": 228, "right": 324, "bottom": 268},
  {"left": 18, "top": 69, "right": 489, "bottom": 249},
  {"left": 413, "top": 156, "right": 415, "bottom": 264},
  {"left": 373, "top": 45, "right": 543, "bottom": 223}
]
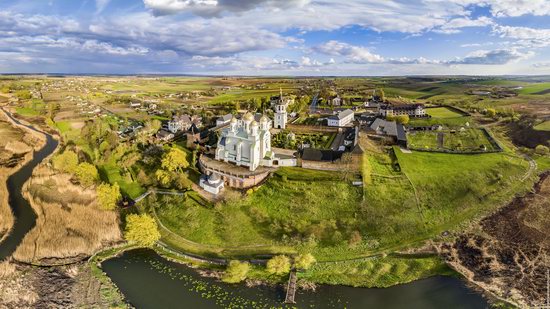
[
  {"left": 393, "top": 147, "right": 532, "bottom": 241},
  {"left": 150, "top": 167, "right": 364, "bottom": 260},
  {"left": 408, "top": 129, "right": 497, "bottom": 152},
  {"left": 15, "top": 107, "right": 41, "bottom": 117},
  {"left": 54, "top": 120, "right": 72, "bottom": 134},
  {"left": 302, "top": 255, "right": 454, "bottom": 288},
  {"left": 534, "top": 120, "right": 550, "bottom": 131},
  {"left": 409, "top": 115, "right": 471, "bottom": 127},
  {"left": 99, "top": 161, "right": 145, "bottom": 198},
  {"left": 426, "top": 107, "right": 464, "bottom": 118},
  {"left": 518, "top": 83, "right": 550, "bottom": 95}
]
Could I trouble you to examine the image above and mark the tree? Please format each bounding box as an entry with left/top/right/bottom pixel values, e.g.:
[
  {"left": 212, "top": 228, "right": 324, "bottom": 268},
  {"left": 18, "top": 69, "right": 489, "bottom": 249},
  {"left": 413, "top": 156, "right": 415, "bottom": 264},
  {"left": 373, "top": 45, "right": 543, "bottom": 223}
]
[
  {"left": 155, "top": 169, "right": 172, "bottom": 186},
  {"left": 378, "top": 88, "right": 385, "bottom": 102},
  {"left": 395, "top": 114, "right": 410, "bottom": 125},
  {"left": 222, "top": 260, "right": 250, "bottom": 283},
  {"left": 97, "top": 183, "right": 121, "bottom": 210},
  {"left": 174, "top": 173, "right": 193, "bottom": 190},
  {"left": 119, "top": 151, "right": 141, "bottom": 178},
  {"left": 75, "top": 162, "right": 99, "bottom": 186},
  {"left": 294, "top": 253, "right": 316, "bottom": 270},
  {"left": 52, "top": 150, "right": 79, "bottom": 174},
  {"left": 266, "top": 255, "right": 291, "bottom": 275},
  {"left": 535, "top": 145, "right": 549, "bottom": 156},
  {"left": 161, "top": 148, "right": 189, "bottom": 172},
  {"left": 124, "top": 214, "right": 160, "bottom": 247}
]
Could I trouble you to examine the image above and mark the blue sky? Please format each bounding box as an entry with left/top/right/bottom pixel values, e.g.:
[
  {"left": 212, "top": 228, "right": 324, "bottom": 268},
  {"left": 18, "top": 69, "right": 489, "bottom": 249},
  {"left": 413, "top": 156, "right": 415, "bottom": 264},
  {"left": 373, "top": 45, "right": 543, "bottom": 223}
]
[{"left": 0, "top": 0, "right": 549, "bottom": 75}]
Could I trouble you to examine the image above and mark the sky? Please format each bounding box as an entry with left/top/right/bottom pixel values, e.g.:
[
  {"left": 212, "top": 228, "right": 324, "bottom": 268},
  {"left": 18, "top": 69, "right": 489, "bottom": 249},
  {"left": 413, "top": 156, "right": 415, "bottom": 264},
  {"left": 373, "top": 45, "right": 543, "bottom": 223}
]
[{"left": 0, "top": 0, "right": 549, "bottom": 75}]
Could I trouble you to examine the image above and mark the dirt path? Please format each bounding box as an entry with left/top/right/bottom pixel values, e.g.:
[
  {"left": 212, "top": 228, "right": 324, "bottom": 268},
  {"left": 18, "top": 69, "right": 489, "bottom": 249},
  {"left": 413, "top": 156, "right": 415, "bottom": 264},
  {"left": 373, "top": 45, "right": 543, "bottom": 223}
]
[{"left": 521, "top": 154, "right": 537, "bottom": 182}]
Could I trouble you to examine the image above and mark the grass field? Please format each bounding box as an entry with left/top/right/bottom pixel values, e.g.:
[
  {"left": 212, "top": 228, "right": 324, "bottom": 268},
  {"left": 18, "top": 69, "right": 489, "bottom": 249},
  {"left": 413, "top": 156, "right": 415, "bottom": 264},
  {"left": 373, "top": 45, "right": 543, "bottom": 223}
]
[
  {"left": 518, "top": 83, "right": 550, "bottom": 95},
  {"left": 408, "top": 129, "right": 497, "bottom": 152},
  {"left": 426, "top": 107, "right": 464, "bottom": 118},
  {"left": 409, "top": 115, "right": 471, "bottom": 127},
  {"left": 149, "top": 167, "right": 364, "bottom": 259},
  {"left": 534, "top": 120, "right": 550, "bottom": 131},
  {"left": 302, "top": 255, "right": 454, "bottom": 287}
]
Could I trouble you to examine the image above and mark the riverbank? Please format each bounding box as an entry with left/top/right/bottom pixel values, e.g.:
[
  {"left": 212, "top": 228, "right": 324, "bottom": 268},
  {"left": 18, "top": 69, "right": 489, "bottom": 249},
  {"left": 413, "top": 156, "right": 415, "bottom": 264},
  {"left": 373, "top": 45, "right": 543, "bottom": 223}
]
[
  {"left": 0, "top": 108, "right": 46, "bottom": 244},
  {"left": 441, "top": 170, "right": 550, "bottom": 308},
  {"left": 0, "top": 259, "right": 127, "bottom": 308},
  {"left": 0, "top": 109, "right": 129, "bottom": 308}
]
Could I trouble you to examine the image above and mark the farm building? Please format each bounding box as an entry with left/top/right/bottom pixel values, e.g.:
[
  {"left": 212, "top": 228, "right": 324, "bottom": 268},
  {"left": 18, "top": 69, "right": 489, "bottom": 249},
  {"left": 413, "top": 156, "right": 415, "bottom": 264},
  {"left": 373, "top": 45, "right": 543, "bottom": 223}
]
[{"left": 366, "top": 118, "right": 407, "bottom": 147}]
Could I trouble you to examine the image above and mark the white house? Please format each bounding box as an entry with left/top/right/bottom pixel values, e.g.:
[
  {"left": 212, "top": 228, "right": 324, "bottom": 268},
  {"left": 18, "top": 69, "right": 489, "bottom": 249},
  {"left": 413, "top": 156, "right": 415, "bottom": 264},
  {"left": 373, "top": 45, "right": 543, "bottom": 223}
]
[
  {"left": 215, "top": 112, "right": 273, "bottom": 171},
  {"left": 328, "top": 109, "right": 354, "bottom": 127},
  {"left": 199, "top": 173, "right": 225, "bottom": 194}
]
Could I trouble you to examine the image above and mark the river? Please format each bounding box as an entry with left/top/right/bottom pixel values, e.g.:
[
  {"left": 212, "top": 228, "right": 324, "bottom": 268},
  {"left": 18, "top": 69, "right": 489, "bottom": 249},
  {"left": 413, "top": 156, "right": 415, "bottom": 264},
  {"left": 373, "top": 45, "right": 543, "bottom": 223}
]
[
  {"left": 0, "top": 110, "right": 58, "bottom": 260},
  {"left": 0, "top": 111, "right": 489, "bottom": 308},
  {"left": 102, "top": 249, "right": 489, "bottom": 309}
]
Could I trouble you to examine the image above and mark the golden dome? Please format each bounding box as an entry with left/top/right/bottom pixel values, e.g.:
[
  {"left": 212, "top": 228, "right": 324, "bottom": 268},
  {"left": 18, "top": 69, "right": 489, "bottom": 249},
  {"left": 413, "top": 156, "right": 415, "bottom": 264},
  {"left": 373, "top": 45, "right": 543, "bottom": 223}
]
[
  {"left": 260, "top": 114, "right": 269, "bottom": 122},
  {"left": 243, "top": 112, "right": 254, "bottom": 121},
  {"left": 230, "top": 116, "right": 238, "bottom": 123},
  {"left": 251, "top": 120, "right": 259, "bottom": 127}
]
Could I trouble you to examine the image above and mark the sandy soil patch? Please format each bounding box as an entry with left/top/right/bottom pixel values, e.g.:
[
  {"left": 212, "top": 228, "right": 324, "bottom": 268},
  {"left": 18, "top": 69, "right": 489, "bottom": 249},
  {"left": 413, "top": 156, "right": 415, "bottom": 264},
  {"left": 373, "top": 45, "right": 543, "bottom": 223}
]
[{"left": 13, "top": 165, "right": 122, "bottom": 265}]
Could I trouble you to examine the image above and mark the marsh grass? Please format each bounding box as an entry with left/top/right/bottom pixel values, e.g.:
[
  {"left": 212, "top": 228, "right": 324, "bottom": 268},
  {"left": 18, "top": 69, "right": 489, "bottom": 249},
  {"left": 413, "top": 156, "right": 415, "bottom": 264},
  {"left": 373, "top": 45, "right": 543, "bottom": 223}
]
[
  {"left": 13, "top": 165, "right": 122, "bottom": 264},
  {"left": 0, "top": 261, "right": 16, "bottom": 278}
]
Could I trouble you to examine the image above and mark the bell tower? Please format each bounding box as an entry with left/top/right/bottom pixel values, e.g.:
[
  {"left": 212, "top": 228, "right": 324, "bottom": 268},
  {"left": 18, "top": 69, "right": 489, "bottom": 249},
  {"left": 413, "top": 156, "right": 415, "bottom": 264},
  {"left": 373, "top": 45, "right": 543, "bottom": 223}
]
[{"left": 274, "top": 88, "right": 287, "bottom": 129}]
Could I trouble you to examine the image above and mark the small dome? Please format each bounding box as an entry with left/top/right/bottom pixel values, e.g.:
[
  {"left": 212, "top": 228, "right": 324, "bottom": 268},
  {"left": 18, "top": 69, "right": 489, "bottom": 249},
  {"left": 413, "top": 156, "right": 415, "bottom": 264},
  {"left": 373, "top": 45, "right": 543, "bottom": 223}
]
[
  {"left": 230, "top": 116, "right": 238, "bottom": 123},
  {"left": 208, "top": 173, "right": 221, "bottom": 184},
  {"left": 243, "top": 112, "right": 254, "bottom": 121},
  {"left": 251, "top": 120, "right": 259, "bottom": 127},
  {"left": 260, "top": 114, "right": 269, "bottom": 122}
]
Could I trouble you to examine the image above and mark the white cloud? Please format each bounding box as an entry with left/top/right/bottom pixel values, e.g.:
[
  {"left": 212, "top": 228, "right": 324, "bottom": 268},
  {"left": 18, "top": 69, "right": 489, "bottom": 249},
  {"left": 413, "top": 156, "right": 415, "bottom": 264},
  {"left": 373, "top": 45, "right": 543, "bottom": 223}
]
[
  {"left": 483, "top": 0, "right": 550, "bottom": 17},
  {"left": 314, "top": 40, "right": 384, "bottom": 64},
  {"left": 435, "top": 16, "right": 493, "bottom": 34},
  {"left": 143, "top": 0, "right": 309, "bottom": 16},
  {"left": 492, "top": 25, "right": 550, "bottom": 48},
  {"left": 446, "top": 48, "right": 534, "bottom": 65},
  {"left": 533, "top": 62, "right": 550, "bottom": 68}
]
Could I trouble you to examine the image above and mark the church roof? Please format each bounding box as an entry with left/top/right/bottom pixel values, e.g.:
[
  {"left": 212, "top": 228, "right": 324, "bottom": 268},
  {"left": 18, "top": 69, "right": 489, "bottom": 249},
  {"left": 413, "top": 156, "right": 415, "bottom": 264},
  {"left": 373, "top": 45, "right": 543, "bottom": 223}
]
[{"left": 243, "top": 112, "right": 254, "bottom": 121}]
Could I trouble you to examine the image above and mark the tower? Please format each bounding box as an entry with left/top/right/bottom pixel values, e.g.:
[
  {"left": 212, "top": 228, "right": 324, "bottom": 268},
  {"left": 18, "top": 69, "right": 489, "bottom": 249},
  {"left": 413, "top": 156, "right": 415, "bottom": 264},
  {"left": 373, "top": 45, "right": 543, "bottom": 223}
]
[{"left": 274, "top": 88, "right": 287, "bottom": 129}]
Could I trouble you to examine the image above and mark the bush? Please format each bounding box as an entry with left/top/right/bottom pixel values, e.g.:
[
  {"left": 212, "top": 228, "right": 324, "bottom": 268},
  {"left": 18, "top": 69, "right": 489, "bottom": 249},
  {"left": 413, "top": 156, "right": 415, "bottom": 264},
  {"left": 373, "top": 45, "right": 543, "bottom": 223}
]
[
  {"left": 124, "top": 214, "right": 160, "bottom": 247},
  {"left": 395, "top": 115, "right": 410, "bottom": 125},
  {"left": 535, "top": 145, "right": 549, "bottom": 155},
  {"left": 222, "top": 260, "right": 250, "bottom": 283},
  {"left": 97, "top": 183, "right": 121, "bottom": 210},
  {"left": 75, "top": 162, "right": 99, "bottom": 186},
  {"left": 52, "top": 150, "right": 78, "bottom": 174},
  {"left": 294, "top": 253, "right": 316, "bottom": 270},
  {"left": 266, "top": 255, "right": 291, "bottom": 275}
]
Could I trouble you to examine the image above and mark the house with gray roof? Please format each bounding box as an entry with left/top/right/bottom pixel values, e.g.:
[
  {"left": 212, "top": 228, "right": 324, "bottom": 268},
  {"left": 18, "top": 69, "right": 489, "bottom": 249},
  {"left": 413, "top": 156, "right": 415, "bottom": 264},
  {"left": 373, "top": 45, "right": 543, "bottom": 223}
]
[
  {"left": 328, "top": 109, "right": 354, "bottom": 127},
  {"left": 367, "top": 118, "right": 407, "bottom": 146}
]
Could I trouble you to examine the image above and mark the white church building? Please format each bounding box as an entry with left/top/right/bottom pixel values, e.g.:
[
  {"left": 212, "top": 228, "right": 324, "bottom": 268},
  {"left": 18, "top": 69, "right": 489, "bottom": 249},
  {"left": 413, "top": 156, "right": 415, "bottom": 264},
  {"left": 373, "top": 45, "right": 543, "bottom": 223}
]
[{"left": 215, "top": 112, "right": 274, "bottom": 171}]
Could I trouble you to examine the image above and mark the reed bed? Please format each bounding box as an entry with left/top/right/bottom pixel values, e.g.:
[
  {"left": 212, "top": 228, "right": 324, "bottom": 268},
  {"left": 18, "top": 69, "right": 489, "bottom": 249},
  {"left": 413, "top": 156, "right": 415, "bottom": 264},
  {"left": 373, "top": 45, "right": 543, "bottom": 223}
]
[{"left": 13, "top": 165, "right": 122, "bottom": 264}]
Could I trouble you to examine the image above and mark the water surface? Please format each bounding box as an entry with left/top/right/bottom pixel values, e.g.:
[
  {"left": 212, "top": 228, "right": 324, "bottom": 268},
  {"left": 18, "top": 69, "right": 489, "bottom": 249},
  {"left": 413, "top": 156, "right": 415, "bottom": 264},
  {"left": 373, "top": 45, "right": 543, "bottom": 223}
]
[{"left": 103, "top": 249, "right": 489, "bottom": 309}]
